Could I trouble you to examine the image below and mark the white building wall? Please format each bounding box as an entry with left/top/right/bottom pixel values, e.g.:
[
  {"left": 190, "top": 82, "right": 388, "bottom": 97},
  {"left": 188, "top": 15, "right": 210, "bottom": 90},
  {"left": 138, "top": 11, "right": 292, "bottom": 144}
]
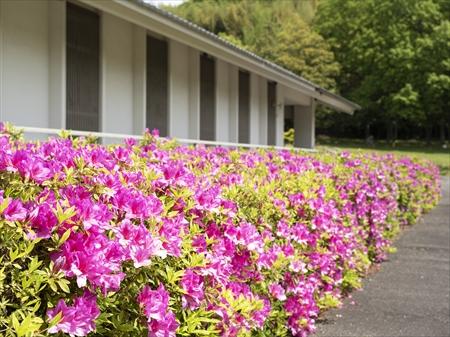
[
  {"left": 48, "top": 0, "right": 66, "bottom": 129},
  {"left": 0, "top": 0, "right": 318, "bottom": 147},
  {"left": 169, "top": 40, "right": 190, "bottom": 138},
  {"left": 275, "top": 84, "right": 285, "bottom": 146},
  {"left": 132, "top": 25, "right": 146, "bottom": 134},
  {"left": 294, "top": 99, "right": 316, "bottom": 149},
  {"left": 188, "top": 48, "right": 200, "bottom": 139},
  {"left": 0, "top": 0, "right": 50, "bottom": 127},
  {"left": 101, "top": 13, "right": 134, "bottom": 134},
  {"left": 215, "top": 59, "right": 230, "bottom": 142}
]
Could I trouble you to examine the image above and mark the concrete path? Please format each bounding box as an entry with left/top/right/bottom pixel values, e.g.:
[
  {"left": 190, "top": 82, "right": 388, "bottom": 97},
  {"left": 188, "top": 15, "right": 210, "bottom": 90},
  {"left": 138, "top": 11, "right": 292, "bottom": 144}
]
[{"left": 315, "top": 177, "right": 450, "bottom": 337}]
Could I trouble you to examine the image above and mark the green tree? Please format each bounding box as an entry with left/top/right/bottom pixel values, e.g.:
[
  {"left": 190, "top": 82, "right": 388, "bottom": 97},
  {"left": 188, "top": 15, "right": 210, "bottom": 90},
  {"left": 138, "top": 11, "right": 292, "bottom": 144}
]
[
  {"left": 315, "top": 0, "right": 450, "bottom": 141},
  {"left": 167, "top": 0, "right": 340, "bottom": 91},
  {"left": 270, "top": 14, "right": 339, "bottom": 89}
]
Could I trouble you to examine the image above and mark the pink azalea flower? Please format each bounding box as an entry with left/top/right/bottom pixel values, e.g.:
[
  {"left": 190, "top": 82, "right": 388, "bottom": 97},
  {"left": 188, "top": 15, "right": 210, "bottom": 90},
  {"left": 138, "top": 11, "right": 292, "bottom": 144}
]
[
  {"left": 180, "top": 269, "right": 204, "bottom": 310},
  {"left": 116, "top": 221, "right": 167, "bottom": 268},
  {"left": 47, "top": 291, "right": 100, "bottom": 337},
  {"left": 268, "top": 283, "right": 287, "bottom": 301},
  {"left": 3, "top": 199, "right": 27, "bottom": 221},
  {"left": 138, "top": 284, "right": 178, "bottom": 337}
]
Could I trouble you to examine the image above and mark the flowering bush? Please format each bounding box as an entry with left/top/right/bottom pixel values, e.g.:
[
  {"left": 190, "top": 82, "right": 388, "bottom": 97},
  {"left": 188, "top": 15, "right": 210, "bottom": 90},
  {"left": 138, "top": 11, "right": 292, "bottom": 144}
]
[{"left": 0, "top": 123, "right": 440, "bottom": 337}]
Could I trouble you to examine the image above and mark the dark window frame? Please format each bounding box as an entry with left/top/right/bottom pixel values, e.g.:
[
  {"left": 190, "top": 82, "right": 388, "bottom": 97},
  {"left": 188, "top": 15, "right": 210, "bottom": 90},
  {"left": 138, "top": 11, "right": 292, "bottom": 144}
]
[
  {"left": 66, "top": 2, "right": 100, "bottom": 132},
  {"left": 146, "top": 34, "right": 169, "bottom": 137},
  {"left": 200, "top": 53, "right": 216, "bottom": 141},
  {"left": 267, "top": 81, "right": 277, "bottom": 145},
  {"left": 238, "top": 70, "right": 250, "bottom": 143}
]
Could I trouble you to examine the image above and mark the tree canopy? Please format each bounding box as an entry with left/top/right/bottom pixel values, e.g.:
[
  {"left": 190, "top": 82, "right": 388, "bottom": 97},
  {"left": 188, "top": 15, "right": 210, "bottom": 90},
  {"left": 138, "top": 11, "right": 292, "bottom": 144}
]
[
  {"left": 315, "top": 0, "right": 449, "bottom": 139},
  {"left": 168, "top": 0, "right": 339, "bottom": 90}
]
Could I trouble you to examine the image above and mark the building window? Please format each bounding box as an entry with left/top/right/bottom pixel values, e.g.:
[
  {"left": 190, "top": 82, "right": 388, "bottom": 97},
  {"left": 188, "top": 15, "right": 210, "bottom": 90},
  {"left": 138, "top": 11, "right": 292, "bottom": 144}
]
[
  {"left": 146, "top": 35, "right": 168, "bottom": 137},
  {"left": 66, "top": 2, "right": 100, "bottom": 131},
  {"left": 238, "top": 70, "right": 250, "bottom": 143},
  {"left": 267, "top": 81, "right": 277, "bottom": 145},
  {"left": 200, "top": 54, "right": 216, "bottom": 141}
]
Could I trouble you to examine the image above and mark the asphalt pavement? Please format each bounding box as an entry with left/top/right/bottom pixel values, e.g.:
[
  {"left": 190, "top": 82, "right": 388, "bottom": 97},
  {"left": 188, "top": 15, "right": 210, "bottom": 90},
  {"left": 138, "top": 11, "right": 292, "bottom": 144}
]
[{"left": 314, "top": 176, "right": 450, "bottom": 337}]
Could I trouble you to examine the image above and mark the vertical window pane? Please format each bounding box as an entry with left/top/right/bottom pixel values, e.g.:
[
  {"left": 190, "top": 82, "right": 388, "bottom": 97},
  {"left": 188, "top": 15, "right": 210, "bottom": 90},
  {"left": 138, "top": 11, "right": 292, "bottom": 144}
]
[
  {"left": 146, "top": 35, "right": 168, "bottom": 137},
  {"left": 238, "top": 71, "right": 250, "bottom": 143},
  {"left": 200, "top": 54, "right": 216, "bottom": 141},
  {"left": 66, "top": 3, "right": 100, "bottom": 131},
  {"left": 267, "top": 81, "right": 277, "bottom": 145}
]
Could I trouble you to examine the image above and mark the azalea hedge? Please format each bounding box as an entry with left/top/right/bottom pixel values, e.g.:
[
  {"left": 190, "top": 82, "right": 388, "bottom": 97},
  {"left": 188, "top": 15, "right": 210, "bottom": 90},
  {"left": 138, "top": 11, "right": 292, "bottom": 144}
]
[{"left": 0, "top": 123, "right": 440, "bottom": 337}]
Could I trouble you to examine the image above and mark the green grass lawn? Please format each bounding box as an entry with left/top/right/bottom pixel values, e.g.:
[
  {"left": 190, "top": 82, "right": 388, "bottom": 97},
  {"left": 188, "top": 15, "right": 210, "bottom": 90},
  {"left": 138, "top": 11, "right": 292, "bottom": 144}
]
[{"left": 316, "top": 137, "right": 450, "bottom": 176}]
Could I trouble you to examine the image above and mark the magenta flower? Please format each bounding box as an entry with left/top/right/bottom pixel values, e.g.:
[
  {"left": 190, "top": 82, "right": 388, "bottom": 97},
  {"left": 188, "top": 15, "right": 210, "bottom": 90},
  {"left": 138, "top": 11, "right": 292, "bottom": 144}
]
[
  {"left": 180, "top": 269, "right": 204, "bottom": 309},
  {"left": 116, "top": 220, "right": 167, "bottom": 268},
  {"left": 28, "top": 202, "right": 58, "bottom": 239},
  {"left": 0, "top": 123, "right": 441, "bottom": 337},
  {"left": 2, "top": 199, "right": 27, "bottom": 221},
  {"left": 268, "top": 283, "right": 286, "bottom": 301},
  {"left": 138, "top": 284, "right": 178, "bottom": 336},
  {"left": 148, "top": 311, "right": 178, "bottom": 337},
  {"left": 53, "top": 232, "right": 125, "bottom": 292},
  {"left": 47, "top": 291, "right": 100, "bottom": 337}
]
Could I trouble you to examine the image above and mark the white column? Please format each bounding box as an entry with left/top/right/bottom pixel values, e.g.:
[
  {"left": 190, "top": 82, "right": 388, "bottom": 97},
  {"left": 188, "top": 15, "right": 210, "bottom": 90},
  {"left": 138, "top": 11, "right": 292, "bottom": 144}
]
[
  {"left": 228, "top": 64, "right": 239, "bottom": 142},
  {"left": 188, "top": 48, "right": 200, "bottom": 139},
  {"left": 48, "top": 0, "right": 66, "bottom": 129},
  {"left": 215, "top": 59, "right": 230, "bottom": 142},
  {"left": 249, "top": 73, "right": 260, "bottom": 144},
  {"left": 275, "top": 84, "right": 285, "bottom": 146},
  {"left": 132, "top": 25, "right": 146, "bottom": 135},
  {"left": 101, "top": 13, "right": 134, "bottom": 134},
  {"left": 169, "top": 40, "right": 190, "bottom": 138},
  {"left": 1, "top": 0, "right": 49, "bottom": 128},
  {"left": 258, "top": 77, "right": 268, "bottom": 145},
  {"left": 294, "top": 99, "right": 316, "bottom": 149}
]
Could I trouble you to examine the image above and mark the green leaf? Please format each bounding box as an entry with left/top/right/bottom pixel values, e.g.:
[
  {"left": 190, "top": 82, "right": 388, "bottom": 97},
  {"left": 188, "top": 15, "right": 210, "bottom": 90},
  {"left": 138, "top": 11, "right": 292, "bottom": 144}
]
[
  {"left": 58, "top": 229, "right": 72, "bottom": 246},
  {"left": 48, "top": 279, "right": 58, "bottom": 292},
  {"left": 11, "top": 313, "right": 20, "bottom": 334},
  {"left": 0, "top": 197, "right": 10, "bottom": 214},
  {"left": 47, "top": 311, "right": 63, "bottom": 329},
  {"left": 57, "top": 279, "right": 71, "bottom": 293}
]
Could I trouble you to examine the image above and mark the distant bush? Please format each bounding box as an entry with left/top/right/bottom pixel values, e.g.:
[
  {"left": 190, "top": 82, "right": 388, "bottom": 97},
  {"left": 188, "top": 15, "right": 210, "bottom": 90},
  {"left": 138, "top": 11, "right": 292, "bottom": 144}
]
[{"left": 0, "top": 123, "right": 440, "bottom": 337}]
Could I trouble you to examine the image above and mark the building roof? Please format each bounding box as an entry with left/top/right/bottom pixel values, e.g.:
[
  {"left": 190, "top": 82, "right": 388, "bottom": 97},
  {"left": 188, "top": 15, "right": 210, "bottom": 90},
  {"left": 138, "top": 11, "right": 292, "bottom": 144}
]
[{"left": 124, "top": 0, "right": 361, "bottom": 113}]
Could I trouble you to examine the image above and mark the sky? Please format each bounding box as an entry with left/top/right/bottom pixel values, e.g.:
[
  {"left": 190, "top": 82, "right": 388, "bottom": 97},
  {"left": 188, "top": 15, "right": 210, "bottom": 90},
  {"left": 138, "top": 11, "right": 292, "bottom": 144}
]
[{"left": 145, "top": 0, "right": 185, "bottom": 7}]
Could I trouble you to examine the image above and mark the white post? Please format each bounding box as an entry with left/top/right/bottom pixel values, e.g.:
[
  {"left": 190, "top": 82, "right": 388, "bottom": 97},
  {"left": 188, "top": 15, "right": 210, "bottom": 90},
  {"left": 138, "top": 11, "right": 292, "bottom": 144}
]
[
  {"left": 100, "top": 13, "right": 134, "bottom": 135},
  {"left": 188, "top": 48, "right": 200, "bottom": 139},
  {"left": 132, "top": 25, "right": 146, "bottom": 135},
  {"left": 48, "top": 0, "right": 66, "bottom": 129},
  {"left": 294, "top": 99, "right": 316, "bottom": 149},
  {"left": 249, "top": 73, "right": 260, "bottom": 144},
  {"left": 215, "top": 59, "right": 230, "bottom": 142},
  {"left": 275, "top": 84, "right": 284, "bottom": 146},
  {"left": 228, "top": 64, "right": 239, "bottom": 142},
  {"left": 169, "top": 39, "right": 190, "bottom": 138}
]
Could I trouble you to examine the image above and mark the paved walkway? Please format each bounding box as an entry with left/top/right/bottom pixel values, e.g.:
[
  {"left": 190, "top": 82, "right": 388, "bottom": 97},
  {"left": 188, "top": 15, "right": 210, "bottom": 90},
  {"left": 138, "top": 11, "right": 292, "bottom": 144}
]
[{"left": 315, "top": 177, "right": 450, "bottom": 337}]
